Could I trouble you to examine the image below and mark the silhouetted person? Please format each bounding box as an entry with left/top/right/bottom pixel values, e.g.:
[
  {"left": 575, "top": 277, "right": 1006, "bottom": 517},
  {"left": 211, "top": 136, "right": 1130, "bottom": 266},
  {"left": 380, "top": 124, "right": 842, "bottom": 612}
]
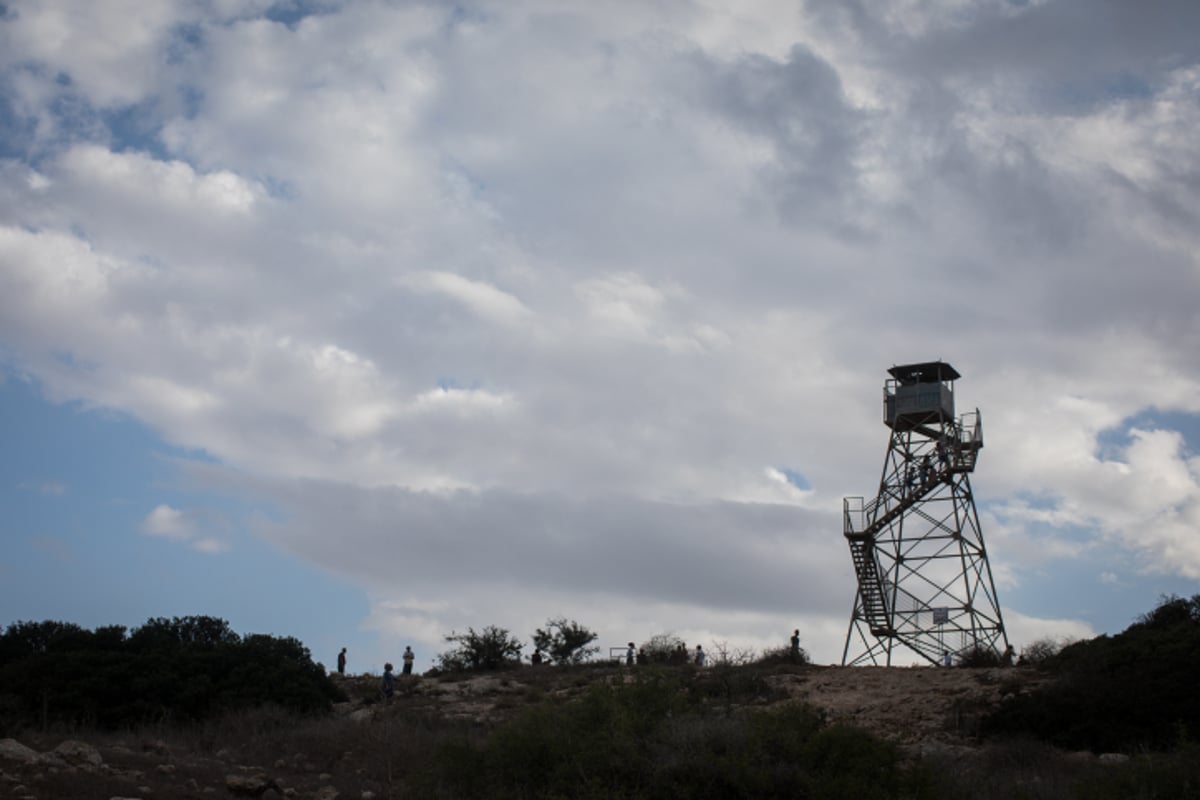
[
  {"left": 694, "top": 645, "right": 706, "bottom": 666},
  {"left": 402, "top": 645, "right": 415, "bottom": 675},
  {"left": 531, "top": 649, "right": 543, "bottom": 666},
  {"left": 337, "top": 647, "right": 346, "bottom": 675},
  {"left": 381, "top": 662, "right": 396, "bottom": 699},
  {"left": 1001, "top": 644, "right": 1015, "bottom": 667},
  {"left": 790, "top": 629, "right": 801, "bottom": 663},
  {"left": 626, "top": 642, "right": 635, "bottom": 666}
]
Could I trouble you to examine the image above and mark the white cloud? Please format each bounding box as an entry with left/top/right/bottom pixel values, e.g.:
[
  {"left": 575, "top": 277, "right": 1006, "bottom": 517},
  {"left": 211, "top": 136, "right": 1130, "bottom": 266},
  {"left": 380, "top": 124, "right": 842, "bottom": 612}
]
[
  {"left": 1002, "top": 608, "right": 1096, "bottom": 653},
  {"left": 0, "top": 1, "right": 187, "bottom": 106},
  {"left": 141, "top": 504, "right": 193, "bottom": 541},
  {"left": 61, "top": 146, "right": 263, "bottom": 216},
  {"left": 191, "top": 538, "right": 231, "bottom": 555},
  {"left": 401, "top": 271, "right": 532, "bottom": 328},
  {"left": 140, "top": 504, "right": 229, "bottom": 556},
  {"left": 4, "top": 1, "right": 1200, "bottom": 659}
]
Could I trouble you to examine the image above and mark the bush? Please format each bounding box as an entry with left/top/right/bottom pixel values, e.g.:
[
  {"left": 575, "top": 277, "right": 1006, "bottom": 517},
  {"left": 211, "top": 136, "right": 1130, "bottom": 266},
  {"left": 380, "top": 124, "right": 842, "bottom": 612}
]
[
  {"left": 1018, "top": 637, "right": 1065, "bottom": 666},
  {"left": 755, "top": 644, "right": 810, "bottom": 666},
  {"left": 1133, "top": 594, "right": 1200, "bottom": 629},
  {"left": 431, "top": 671, "right": 916, "bottom": 799},
  {"left": 957, "top": 646, "right": 1002, "bottom": 668},
  {"left": 1073, "top": 740, "right": 1200, "bottom": 800},
  {"left": 530, "top": 618, "right": 599, "bottom": 665},
  {"left": 639, "top": 632, "right": 685, "bottom": 664},
  {"left": 436, "top": 626, "right": 524, "bottom": 672},
  {"left": 983, "top": 594, "right": 1200, "bottom": 752}
]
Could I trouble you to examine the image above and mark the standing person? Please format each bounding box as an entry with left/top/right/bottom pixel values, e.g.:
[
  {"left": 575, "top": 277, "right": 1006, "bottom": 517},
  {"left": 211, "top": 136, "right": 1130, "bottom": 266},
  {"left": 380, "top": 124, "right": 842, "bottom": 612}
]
[
  {"left": 337, "top": 647, "right": 347, "bottom": 675},
  {"left": 1001, "top": 644, "right": 1015, "bottom": 667},
  {"left": 381, "top": 663, "right": 396, "bottom": 699},
  {"left": 402, "top": 646, "right": 415, "bottom": 675},
  {"left": 790, "top": 629, "right": 801, "bottom": 663},
  {"left": 942, "top": 650, "right": 953, "bottom": 668},
  {"left": 694, "top": 645, "right": 706, "bottom": 667},
  {"left": 626, "top": 642, "right": 636, "bottom": 667}
]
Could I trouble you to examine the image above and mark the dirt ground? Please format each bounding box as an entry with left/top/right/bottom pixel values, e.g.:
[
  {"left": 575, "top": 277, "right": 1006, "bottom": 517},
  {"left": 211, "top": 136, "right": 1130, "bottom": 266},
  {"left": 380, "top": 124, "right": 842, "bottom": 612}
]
[{"left": 763, "top": 664, "right": 1049, "bottom": 750}]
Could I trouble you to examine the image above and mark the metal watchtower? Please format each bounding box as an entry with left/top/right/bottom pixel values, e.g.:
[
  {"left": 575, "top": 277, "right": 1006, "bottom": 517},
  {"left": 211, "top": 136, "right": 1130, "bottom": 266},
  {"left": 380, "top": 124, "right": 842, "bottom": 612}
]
[{"left": 841, "top": 361, "right": 1008, "bottom": 666}]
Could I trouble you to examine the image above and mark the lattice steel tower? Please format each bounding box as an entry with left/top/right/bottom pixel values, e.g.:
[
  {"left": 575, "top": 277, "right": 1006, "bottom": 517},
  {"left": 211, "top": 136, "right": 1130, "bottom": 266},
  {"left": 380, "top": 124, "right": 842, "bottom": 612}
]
[{"left": 842, "top": 362, "right": 1008, "bottom": 666}]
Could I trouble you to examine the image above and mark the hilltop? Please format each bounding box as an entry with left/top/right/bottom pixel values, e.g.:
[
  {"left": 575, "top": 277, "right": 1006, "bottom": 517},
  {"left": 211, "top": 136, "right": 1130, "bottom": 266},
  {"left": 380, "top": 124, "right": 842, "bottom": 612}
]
[
  {"left": 335, "top": 661, "right": 1050, "bottom": 751},
  {"left": 0, "top": 661, "right": 1059, "bottom": 800}
]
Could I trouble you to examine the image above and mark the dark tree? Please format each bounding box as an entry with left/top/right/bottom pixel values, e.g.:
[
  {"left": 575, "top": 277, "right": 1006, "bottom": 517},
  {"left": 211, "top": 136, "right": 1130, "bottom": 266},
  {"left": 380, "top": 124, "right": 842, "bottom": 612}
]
[
  {"left": 531, "top": 618, "right": 599, "bottom": 665},
  {"left": 437, "top": 626, "right": 524, "bottom": 672}
]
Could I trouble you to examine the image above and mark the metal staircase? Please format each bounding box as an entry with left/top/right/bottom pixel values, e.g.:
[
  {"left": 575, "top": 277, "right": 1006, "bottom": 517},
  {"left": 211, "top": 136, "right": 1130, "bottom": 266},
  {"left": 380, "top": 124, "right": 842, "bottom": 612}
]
[
  {"left": 846, "top": 536, "right": 890, "bottom": 635},
  {"left": 844, "top": 459, "right": 950, "bottom": 636}
]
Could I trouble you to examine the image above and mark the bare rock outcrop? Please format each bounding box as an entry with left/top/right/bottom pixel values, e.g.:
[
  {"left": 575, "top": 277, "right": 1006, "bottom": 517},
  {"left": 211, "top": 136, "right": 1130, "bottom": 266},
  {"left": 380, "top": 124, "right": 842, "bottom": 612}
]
[
  {"left": 53, "top": 739, "right": 105, "bottom": 769},
  {"left": 0, "top": 739, "right": 41, "bottom": 765},
  {"left": 226, "top": 772, "right": 283, "bottom": 797}
]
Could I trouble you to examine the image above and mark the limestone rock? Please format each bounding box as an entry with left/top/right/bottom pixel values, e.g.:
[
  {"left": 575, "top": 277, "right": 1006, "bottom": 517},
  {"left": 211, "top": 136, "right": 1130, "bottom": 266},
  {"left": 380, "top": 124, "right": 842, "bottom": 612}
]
[
  {"left": 226, "top": 772, "right": 281, "bottom": 797},
  {"left": 53, "top": 739, "right": 105, "bottom": 768},
  {"left": 0, "top": 740, "right": 41, "bottom": 765}
]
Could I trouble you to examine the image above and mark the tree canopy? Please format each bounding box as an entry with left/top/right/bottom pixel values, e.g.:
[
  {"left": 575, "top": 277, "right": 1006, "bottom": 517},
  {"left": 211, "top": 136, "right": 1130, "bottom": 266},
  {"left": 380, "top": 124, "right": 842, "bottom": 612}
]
[{"left": 0, "top": 616, "right": 343, "bottom": 730}]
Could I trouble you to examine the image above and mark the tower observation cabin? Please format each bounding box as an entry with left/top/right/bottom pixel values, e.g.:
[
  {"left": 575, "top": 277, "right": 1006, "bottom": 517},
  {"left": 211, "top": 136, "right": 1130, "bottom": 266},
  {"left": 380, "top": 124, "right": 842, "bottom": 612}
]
[
  {"left": 842, "top": 361, "right": 1006, "bottom": 667},
  {"left": 885, "top": 361, "right": 959, "bottom": 430}
]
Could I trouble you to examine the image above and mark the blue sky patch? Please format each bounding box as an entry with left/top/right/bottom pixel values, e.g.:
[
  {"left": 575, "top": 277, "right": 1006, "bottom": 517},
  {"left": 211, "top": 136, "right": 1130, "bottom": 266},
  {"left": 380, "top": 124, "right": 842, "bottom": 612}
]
[
  {"left": 264, "top": 0, "right": 337, "bottom": 29},
  {"left": 103, "top": 101, "right": 169, "bottom": 159},
  {"left": 777, "top": 467, "right": 811, "bottom": 491},
  {"left": 1095, "top": 408, "right": 1200, "bottom": 462}
]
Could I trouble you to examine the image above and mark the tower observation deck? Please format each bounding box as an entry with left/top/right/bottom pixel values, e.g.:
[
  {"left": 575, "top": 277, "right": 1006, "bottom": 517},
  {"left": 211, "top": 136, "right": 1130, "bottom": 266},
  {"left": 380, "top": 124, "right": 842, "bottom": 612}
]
[{"left": 842, "top": 361, "right": 1008, "bottom": 666}]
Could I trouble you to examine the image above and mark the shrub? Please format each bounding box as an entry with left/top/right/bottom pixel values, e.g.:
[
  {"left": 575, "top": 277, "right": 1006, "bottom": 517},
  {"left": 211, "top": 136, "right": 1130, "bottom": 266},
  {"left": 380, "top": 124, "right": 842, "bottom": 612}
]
[
  {"left": 706, "top": 640, "right": 757, "bottom": 666},
  {"left": 983, "top": 594, "right": 1200, "bottom": 752},
  {"left": 431, "top": 671, "right": 918, "bottom": 799},
  {"left": 755, "top": 644, "right": 810, "bottom": 666},
  {"left": 957, "top": 645, "right": 1002, "bottom": 668},
  {"left": 639, "top": 632, "right": 686, "bottom": 664},
  {"left": 1018, "top": 636, "right": 1065, "bottom": 666},
  {"left": 530, "top": 618, "right": 599, "bottom": 665},
  {"left": 1072, "top": 740, "right": 1200, "bottom": 800},
  {"left": 436, "top": 626, "right": 524, "bottom": 672},
  {"left": 1132, "top": 593, "right": 1200, "bottom": 629}
]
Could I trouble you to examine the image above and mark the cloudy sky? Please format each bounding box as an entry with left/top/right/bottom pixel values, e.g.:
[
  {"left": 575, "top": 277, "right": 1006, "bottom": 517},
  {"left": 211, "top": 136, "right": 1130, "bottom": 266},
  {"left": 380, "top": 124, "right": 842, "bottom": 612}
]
[{"left": 2, "top": 0, "right": 1198, "bottom": 672}]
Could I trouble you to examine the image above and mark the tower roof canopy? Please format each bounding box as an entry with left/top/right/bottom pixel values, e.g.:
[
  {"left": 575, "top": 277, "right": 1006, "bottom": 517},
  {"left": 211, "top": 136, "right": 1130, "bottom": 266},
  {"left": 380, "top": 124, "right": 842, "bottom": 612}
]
[{"left": 887, "top": 361, "right": 960, "bottom": 385}]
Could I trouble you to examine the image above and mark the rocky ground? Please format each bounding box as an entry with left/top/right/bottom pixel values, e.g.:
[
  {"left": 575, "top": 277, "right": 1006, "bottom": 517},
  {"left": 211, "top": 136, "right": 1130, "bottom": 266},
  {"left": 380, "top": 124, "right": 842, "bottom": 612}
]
[{"left": 0, "top": 663, "right": 1056, "bottom": 800}]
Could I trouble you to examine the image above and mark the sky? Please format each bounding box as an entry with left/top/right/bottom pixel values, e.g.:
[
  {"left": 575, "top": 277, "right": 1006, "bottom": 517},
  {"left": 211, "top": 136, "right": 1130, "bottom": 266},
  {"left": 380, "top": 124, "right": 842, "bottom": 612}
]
[{"left": 1, "top": 0, "right": 1199, "bottom": 674}]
